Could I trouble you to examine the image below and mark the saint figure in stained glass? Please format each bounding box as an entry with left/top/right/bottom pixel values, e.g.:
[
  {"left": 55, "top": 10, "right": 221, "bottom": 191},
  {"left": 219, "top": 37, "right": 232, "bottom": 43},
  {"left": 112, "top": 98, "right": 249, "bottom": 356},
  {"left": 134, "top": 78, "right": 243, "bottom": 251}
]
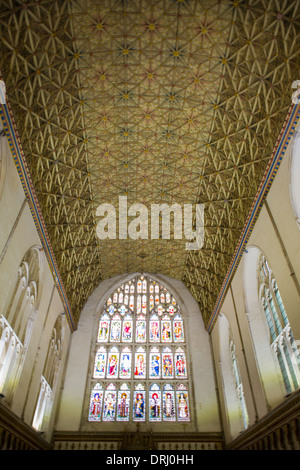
[
  {"left": 103, "top": 385, "right": 117, "bottom": 421},
  {"left": 89, "top": 384, "right": 103, "bottom": 422},
  {"left": 163, "top": 385, "right": 175, "bottom": 421},
  {"left": 136, "top": 317, "right": 146, "bottom": 342},
  {"left": 122, "top": 315, "right": 133, "bottom": 342},
  {"left": 133, "top": 386, "right": 145, "bottom": 421},
  {"left": 134, "top": 350, "right": 146, "bottom": 378},
  {"left": 149, "top": 348, "right": 160, "bottom": 378},
  {"left": 98, "top": 316, "right": 109, "bottom": 342},
  {"left": 150, "top": 316, "right": 160, "bottom": 342},
  {"left": 94, "top": 348, "right": 107, "bottom": 378},
  {"left": 149, "top": 385, "right": 161, "bottom": 422},
  {"left": 107, "top": 349, "right": 119, "bottom": 378},
  {"left": 176, "top": 385, "right": 190, "bottom": 421},
  {"left": 173, "top": 316, "right": 184, "bottom": 342},
  {"left": 110, "top": 316, "right": 121, "bottom": 342},
  {"left": 175, "top": 349, "right": 187, "bottom": 378},
  {"left": 119, "top": 348, "right": 132, "bottom": 378},
  {"left": 162, "top": 317, "right": 172, "bottom": 342},
  {"left": 117, "top": 386, "right": 130, "bottom": 421},
  {"left": 162, "top": 349, "right": 173, "bottom": 378}
]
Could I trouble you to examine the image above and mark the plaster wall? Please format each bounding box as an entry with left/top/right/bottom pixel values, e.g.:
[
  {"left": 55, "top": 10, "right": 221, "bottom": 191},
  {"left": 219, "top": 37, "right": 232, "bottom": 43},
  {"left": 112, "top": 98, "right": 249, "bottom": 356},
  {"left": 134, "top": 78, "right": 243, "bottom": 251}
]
[{"left": 56, "top": 273, "right": 221, "bottom": 434}]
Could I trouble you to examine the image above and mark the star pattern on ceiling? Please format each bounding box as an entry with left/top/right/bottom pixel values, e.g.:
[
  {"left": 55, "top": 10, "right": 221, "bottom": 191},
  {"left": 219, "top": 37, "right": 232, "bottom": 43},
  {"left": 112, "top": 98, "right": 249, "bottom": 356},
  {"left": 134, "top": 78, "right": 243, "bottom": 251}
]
[{"left": 0, "top": 0, "right": 299, "bottom": 326}]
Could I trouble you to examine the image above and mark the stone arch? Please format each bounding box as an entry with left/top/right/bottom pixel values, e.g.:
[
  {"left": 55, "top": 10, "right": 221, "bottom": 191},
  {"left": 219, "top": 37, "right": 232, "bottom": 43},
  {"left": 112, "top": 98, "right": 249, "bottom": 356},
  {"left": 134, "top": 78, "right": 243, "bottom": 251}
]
[{"left": 55, "top": 272, "right": 219, "bottom": 434}]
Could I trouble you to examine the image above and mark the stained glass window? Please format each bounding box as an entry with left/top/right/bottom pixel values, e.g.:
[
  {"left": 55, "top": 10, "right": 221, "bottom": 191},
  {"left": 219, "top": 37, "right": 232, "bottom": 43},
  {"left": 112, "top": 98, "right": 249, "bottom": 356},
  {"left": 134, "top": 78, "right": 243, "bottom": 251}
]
[{"left": 88, "top": 274, "right": 190, "bottom": 422}]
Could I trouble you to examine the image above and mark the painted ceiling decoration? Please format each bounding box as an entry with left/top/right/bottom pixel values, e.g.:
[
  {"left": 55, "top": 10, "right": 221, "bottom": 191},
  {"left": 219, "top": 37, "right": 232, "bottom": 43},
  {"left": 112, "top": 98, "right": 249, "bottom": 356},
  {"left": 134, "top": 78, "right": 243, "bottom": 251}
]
[{"left": 0, "top": 0, "right": 300, "bottom": 328}]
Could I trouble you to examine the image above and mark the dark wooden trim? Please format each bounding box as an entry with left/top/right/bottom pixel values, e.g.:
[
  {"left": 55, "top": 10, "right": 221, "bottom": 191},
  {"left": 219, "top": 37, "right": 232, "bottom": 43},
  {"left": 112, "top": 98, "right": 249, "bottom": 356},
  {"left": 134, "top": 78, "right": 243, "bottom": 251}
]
[{"left": 0, "top": 401, "right": 51, "bottom": 450}]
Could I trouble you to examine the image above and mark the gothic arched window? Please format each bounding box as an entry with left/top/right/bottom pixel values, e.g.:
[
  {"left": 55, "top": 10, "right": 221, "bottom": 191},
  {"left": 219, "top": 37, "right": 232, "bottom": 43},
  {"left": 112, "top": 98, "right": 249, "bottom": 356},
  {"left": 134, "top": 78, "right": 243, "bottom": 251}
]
[
  {"left": 88, "top": 274, "right": 190, "bottom": 423},
  {"left": 0, "top": 246, "right": 42, "bottom": 401},
  {"left": 259, "top": 255, "right": 300, "bottom": 394},
  {"left": 32, "top": 314, "right": 65, "bottom": 433}
]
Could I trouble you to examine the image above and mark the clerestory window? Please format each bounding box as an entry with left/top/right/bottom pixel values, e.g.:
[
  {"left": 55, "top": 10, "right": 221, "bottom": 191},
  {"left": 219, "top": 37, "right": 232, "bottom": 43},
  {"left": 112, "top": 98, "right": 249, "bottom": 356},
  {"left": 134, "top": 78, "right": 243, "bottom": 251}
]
[{"left": 259, "top": 255, "right": 300, "bottom": 394}]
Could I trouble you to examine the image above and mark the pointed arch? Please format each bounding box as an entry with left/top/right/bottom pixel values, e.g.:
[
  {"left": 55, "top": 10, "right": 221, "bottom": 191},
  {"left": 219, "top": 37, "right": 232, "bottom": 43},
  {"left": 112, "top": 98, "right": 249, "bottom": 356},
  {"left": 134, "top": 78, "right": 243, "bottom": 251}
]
[{"left": 32, "top": 313, "right": 66, "bottom": 433}]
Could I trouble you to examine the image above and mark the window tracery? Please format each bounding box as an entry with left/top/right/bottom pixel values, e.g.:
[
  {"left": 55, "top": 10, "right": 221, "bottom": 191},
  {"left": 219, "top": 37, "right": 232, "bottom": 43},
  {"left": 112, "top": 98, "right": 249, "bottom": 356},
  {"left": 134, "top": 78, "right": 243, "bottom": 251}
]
[
  {"left": 259, "top": 255, "right": 300, "bottom": 394},
  {"left": 88, "top": 275, "right": 190, "bottom": 423},
  {"left": 32, "top": 314, "right": 64, "bottom": 433},
  {"left": 230, "top": 341, "right": 249, "bottom": 429}
]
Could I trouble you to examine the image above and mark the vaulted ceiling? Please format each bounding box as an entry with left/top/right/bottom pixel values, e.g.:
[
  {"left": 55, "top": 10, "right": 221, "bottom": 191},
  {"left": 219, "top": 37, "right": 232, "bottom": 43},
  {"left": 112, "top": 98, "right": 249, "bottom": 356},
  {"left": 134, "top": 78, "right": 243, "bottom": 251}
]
[{"left": 0, "top": 0, "right": 299, "bottom": 327}]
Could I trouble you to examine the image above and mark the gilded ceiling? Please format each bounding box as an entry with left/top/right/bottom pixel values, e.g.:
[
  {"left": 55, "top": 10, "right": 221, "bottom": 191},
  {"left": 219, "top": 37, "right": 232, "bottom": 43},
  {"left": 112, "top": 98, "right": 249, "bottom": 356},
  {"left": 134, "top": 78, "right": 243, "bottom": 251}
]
[{"left": 0, "top": 0, "right": 299, "bottom": 326}]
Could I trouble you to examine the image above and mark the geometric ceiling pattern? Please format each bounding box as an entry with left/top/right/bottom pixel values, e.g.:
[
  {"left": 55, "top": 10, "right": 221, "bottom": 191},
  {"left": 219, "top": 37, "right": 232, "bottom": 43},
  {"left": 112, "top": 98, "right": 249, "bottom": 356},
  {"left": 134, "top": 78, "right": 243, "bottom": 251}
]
[{"left": 0, "top": 0, "right": 300, "bottom": 327}]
